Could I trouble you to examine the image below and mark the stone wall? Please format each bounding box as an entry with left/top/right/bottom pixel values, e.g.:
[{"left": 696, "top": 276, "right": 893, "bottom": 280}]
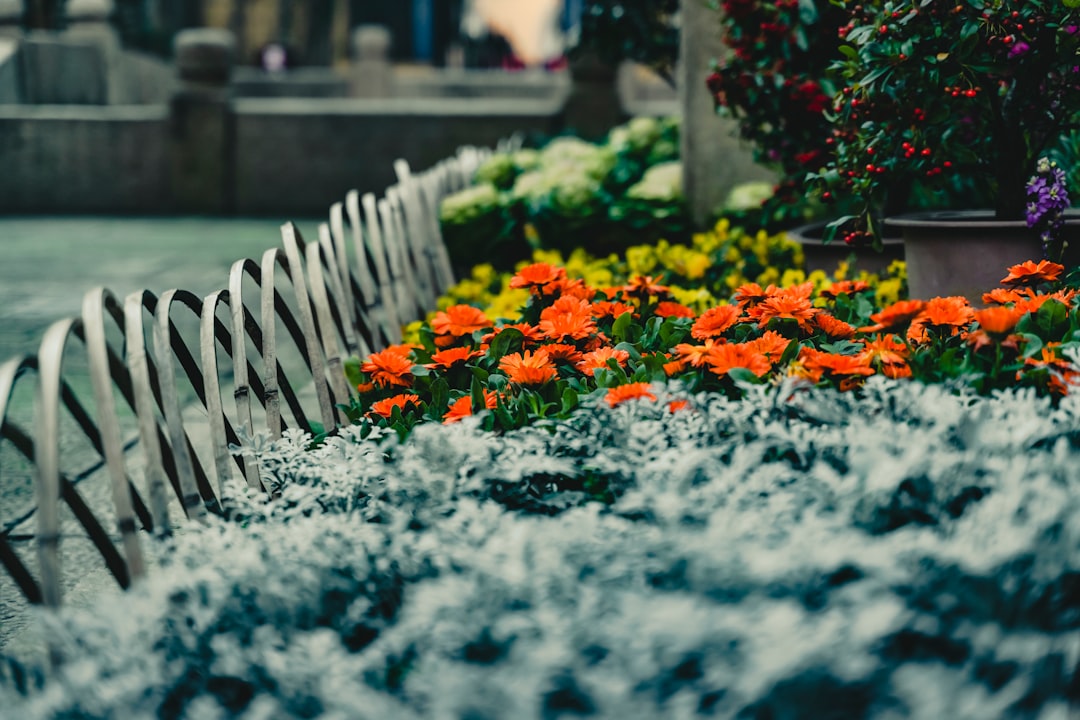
[
  {"left": 233, "top": 97, "right": 564, "bottom": 214},
  {"left": 20, "top": 35, "right": 110, "bottom": 105},
  {"left": 0, "top": 97, "right": 565, "bottom": 214},
  {"left": 0, "top": 105, "right": 169, "bottom": 212}
]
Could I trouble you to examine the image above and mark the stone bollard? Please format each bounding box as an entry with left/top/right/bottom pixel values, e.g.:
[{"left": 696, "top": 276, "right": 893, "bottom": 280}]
[
  {"left": 350, "top": 24, "right": 392, "bottom": 98},
  {"left": 679, "top": 0, "right": 775, "bottom": 228},
  {"left": 66, "top": 0, "right": 118, "bottom": 41},
  {"left": 563, "top": 52, "right": 625, "bottom": 141},
  {"left": 0, "top": 0, "right": 22, "bottom": 39},
  {"left": 169, "top": 28, "right": 235, "bottom": 213},
  {"left": 66, "top": 0, "right": 121, "bottom": 103}
]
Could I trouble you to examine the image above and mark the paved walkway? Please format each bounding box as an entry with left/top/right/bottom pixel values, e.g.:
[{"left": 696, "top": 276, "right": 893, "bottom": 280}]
[
  {"left": 0, "top": 216, "right": 324, "bottom": 654},
  {"left": 0, "top": 216, "right": 323, "bottom": 360}
]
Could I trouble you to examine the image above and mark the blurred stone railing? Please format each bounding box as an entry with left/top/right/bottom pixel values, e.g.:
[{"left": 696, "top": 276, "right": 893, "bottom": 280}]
[{"left": 0, "top": 142, "right": 501, "bottom": 663}]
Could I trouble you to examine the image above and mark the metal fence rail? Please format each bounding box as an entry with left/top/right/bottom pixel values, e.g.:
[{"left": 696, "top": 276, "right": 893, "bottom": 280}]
[{"left": 0, "top": 146, "right": 491, "bottom": 634}]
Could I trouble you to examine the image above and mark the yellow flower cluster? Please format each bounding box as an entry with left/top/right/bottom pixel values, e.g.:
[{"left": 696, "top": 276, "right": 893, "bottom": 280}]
[{"left": 413, "top": 220, "right": 907, "bottom": 336}]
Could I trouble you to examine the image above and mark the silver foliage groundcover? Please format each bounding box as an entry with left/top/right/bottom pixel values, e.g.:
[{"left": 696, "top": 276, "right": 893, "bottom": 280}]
[{"left": 2, "top": 378, "right": 1078, "bottom": 719}]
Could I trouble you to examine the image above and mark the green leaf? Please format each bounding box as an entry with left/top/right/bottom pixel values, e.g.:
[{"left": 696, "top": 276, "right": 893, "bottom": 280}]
[
  {"left": 1036, "top": 299, "right": 1069, "bottom": 337},
  {"left": 494, "top": 394, "right": 516, "bottom": 429},
  {"left": 727, "top": 367, "right": 762, "bottom": 385},
  {"left": 838, "top": 44, "right": 858, "bottom": 59},
  {"left": 429, "top": 378, "right": 449, "bottom": 419},
  {"left": 1021, "top": 333, "right": 1044, "bottom": 358},
  {"left": 779, "top": 338, "right": 801, "bottom": 368},
  {"left": 343, "top": 356, "right": 365, "bottom": 389},
  {"left": 471, "top": 374, "right": 485, "bottom": 412},
  {"left": 614, "top": 341, "right": 642, "bottom": 361},
  {"left": 488, "top": 327, "right": 524, "bottom": 359},
  {"left": 560, "top": 387, "right": 579, "bottom": 415},
  {"left": 819, "top": 339, "right": 864, "bottom": 355},
  {"left": 612, "top": 311, "right": 633, "bottom": 343}
]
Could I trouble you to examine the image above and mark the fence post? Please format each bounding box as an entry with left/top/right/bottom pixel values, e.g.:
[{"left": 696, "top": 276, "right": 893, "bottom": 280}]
[
  {"left": 350, "top": 24, "right": 392, "bottom": 98},
  {"left": 0, "top": 0, "right": 21, "bottom": 38},
  {"left": 169, "top": 28, "right": 235, "bottom": 213}
]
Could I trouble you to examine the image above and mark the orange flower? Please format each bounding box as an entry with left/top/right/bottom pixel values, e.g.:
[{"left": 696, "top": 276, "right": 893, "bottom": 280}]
[
  {"left": 860, "top": 334, "right": 908, "bottom": 367},
  {"left": 550, "top": 277, "right": 595, "bottom": 301},
  {"left": 361, "top": 347, "right": 414, "bottom": 388},
  {"left": 442, "top": 391, "right": 499, "bottom": 424},
  {"left": 509, "top": 262, "right": 567, "bottom": 292},
  {"left": 356, "top": 381, "right": 376, "bottom": 394},
  {"left": 1001, "top": 259, "right": 1064, "bottom": 286},
  {"left": 733, "top": 282, "right": 772, "bottom": 307},
  {"left": 600, "top": 287, "right": 623, "bottom": 300},
  {"left": 431, "top": 304, "right": 491, "bottom": 337},
  {"left": 704, "top": 342, "right": 772, "bottom": 378},
  {"left": 880, "top": 363, "right": 912, "bottom": 380},
  {"left": 1053, "top": 288, "right": 1078, "bottom": 306},
  {"left": 369, "top": 393, "right": 421, "bottom": 418},
  {"left": 673, "top": 339, "right": 720, "bottom": 368},
  {"left": 1012, "top": 292, "right": 1073, "bottom": 315},
  {"left": 624, "top": 275, "right": 671, "bottom": 298},
  {"left": 798, "top": 347, "right": 874, "bottom": 383},
  {"left": 539, "top": 296, "right": 597, "bottom": 341},
  {"left": 967, "top": 329, "right": 1024, "bottom": 354},
  {"left": 820, "top": 280, "right": 871, "bottom": 299},
  {"left": 1021, "top": 347, "right": 1079, "bottom": 395},
  {"left": 814, "top": 313, "right": 856, "bottom": 339},
  {"left": 425, "top": 346, "right": 483, "bottom": 369},
  {"left": 691, "top": 304, "right": 742, "bottom": 340},
  {"left": 745, "top": 330, "right": 791, "bottom": 365},
  {"left": 668, "top": 399, "right": 690, "bottom": 413},
  {"left": 973, "top": 306, "right": 1026, "bottom": 336},
  {"left": 982, "top": 287, "right": 1027, "bottom": 305},
  {"left": 858, "top": 299, "right": 925, "bottom": 333},
  {"left": 498, "top": 350, "right": 557, "bottom": 385},
  {"left": 748, "top": 292, "right": 818, "bottom": 331},
  {"left": 663, "top": 356, "right": 689, "bottom": 376},
  {"left": 606, "top": 382, "right": 658, "bottom": 407},
  {"left": 543, "top": 343, "right": 584, "bottom": 364},
  {"left": 919, "top": 296, "right": 973, "bottom": 328},
  {"left": 654, "top": 301, "right": 696, "bottom": 319},
  {"left": 581, "top": 332, "right": 613, "bottom": 352},
  {"left": 590, "top": 301, "right": 636, "bottom": 320},
  {"left": 577, "top": 347, "right": 631, "bottom": 376}
]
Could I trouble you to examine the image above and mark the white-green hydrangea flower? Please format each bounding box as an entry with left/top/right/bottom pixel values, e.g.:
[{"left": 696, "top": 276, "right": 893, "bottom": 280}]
[
  {"left": 439, "top": 183, "right": 501, "bottom": 225},
  {"left": 723, "top": 180, "right": 774, "bottom": 212},
  {"left": 626, "top": 161, "right": 683, "bottom": 202}
]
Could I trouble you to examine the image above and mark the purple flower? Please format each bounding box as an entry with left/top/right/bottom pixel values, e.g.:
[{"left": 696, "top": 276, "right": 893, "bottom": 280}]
[
  {"left": 1008, "top": 41, "right": 1031, "bottom": 59},
  {"left": 1027, "top": 157, "right": 1072, "bottom": 259}
]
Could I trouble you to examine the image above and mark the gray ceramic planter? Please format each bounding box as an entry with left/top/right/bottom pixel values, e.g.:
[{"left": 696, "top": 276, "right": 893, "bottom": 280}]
[
  {"left": 787, "top": 221, "right": 905, "bottom": 276},
  {"left": 888, "top": 210, "right": 1079, "bottom": 302}
]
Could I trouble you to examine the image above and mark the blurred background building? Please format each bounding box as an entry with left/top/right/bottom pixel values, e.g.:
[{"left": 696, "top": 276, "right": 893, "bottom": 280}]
[{"left": 19, "top": 0, "right": 586, "bottom": 68}]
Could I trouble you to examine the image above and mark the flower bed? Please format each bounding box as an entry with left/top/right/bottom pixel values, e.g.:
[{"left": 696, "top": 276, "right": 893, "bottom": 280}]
[
  {"left": 439, "top": 117, "right": 683, "bottom": 272},
  {"left": 347, "top": 258, "right": 1076, "bottom": 440},
  {"left": 425, "top": 219, "right": 905, "bottom": 328},
  {"left": 3, "top": 379, "right": 1078, "bottom": 717}
]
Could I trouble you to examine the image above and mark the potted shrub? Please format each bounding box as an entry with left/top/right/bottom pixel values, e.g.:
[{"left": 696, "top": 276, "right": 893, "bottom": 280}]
[
  {"left": 818, "top": 0, "right": 1080, "bottom": 299},
  {"left": 707, "top": 0, "right": 903, "bottom": 273}
]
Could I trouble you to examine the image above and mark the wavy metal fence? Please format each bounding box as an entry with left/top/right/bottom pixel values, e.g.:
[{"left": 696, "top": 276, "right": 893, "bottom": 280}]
[{"left": 0, "top": 146, "right": 492, "bottom": 634}]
